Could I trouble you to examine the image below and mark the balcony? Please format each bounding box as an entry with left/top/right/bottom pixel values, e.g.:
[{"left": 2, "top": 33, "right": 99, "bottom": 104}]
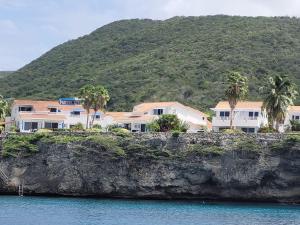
[{"left": 212, "top": 116, "right": 262, "bottom": 127}]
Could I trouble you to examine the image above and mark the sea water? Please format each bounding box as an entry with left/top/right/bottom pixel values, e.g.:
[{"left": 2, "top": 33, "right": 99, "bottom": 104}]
[{"left": 0, "top": 196, "right": 299, "bottom": 225}]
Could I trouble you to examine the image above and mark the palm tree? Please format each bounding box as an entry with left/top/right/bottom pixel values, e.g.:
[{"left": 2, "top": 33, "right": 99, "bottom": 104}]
[
  {"left": 261, "top": 75, "right": 298, "bottom": 131},
  {"left": 79, "top": 85, "right": 94, "bottom": 129},
  {"left": 225, "top": 72, "right": 248, "bottom": 129},
  {"left": 90, "top": 86, "right": 110, "bottom": 127}
]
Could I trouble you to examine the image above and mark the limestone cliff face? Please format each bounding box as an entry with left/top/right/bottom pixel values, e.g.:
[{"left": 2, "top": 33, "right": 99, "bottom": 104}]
[{"left": 0, "top": 133, "right": 299, "bottom": 203}]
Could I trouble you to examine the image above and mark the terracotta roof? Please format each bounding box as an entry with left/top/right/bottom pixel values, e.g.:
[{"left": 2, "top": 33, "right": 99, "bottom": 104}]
[
  {"left": 213, "top": 101, "right": 263, "bottom": 110},
  {"left": 288, "top": 106, "right": 300, "bottom": 112},
  {"left": 104, "top": 112, "right": 156, "bottom": 123},
  {"left": 19, "top": 113, "right": 66, "bottom": 121},
  {"left": 13, "top": 99, "right": 85, "bottom": 112},
  {"left": 133, "top": 102, "right": 207, "bottom": 117}
]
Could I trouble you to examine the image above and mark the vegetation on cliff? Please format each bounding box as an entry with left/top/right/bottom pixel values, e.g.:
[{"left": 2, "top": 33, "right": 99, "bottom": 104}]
[
  {"left": 1, "top": 16, "right": 300, "bottom": 111},
  {"left": 2, "top": 133, "right": 300, "bottom": 159}
]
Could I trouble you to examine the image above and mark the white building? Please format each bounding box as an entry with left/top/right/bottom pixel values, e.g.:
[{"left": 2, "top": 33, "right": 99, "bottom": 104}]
[
  {"left": 132, "top": 102, "right": 210, "bottom": 132},
  {"left": 283, "top": 106, "right": 300, "bottom": 131},
  {"left": 211, "top": 101, "right": 268, "bottom": 133},
  {"left": 6, "top": 99, "right": 210, "bottom": 133},
  {"left": 7, "top": 98, "right": 103, "bottom": 132}
]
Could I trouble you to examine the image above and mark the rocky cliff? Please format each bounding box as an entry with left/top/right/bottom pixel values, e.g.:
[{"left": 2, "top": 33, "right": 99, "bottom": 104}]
[{"left": 0, "top": 133, "right": 299, "bottom": 203}]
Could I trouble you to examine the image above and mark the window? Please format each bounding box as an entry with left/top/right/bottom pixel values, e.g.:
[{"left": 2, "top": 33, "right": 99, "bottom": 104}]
[
  {"left": 95, "top": 115, "right": 100, "bottom": 119},
  {"left": 49, "top": 108, "right": 57, "bottom": 113},
  {"left": 241, "top": 127, "right": 255, "bottom": 133},
  {"left": 19, "top": 106, "right": 32, "bottom": 112},
  {"left": 71, "top": 111, "right": 80, "bottom": 116},
  {"left": 45, "top": 122, "right": 58, "bottom": 129},
  {"left": 153, "top": 109, "right": 164, "bottom": 115},
  {"left": 249, "top": 111, "right": 259, "bottom": 118},
  {"left": 220, "top": 111, "right": 230, "bottom": 117},
  {"left": 24, "top": 122, "right": 38, "bottom": 131}
]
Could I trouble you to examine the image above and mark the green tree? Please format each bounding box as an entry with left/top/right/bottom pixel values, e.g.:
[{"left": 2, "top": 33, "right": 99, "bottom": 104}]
[
  {"left": 90, "top": 85, "right": 110, "bottom": 127},
  {"left": 79, "top": 85, "right": 94, "bottom": 129},
  {"left": 148, "top": 114, "right": 189, "bottom": 132},
  {"left": 225, "top": 72, "right": 248, "bottom": 129},
  {"left": 261, "top": 75, "right": 298, "bottom": 131}
]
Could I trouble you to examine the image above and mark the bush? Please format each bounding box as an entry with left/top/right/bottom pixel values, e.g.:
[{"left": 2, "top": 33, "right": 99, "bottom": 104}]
[
  {"left": 92, "top": 124, "right": 102, "bottom": 129},
  {"left": 10, "top": 125, "right": 19, "bottom": 132},
  {"left": 36, "top": 129, "right": 53, "bottom": 133},
  {"left": 70, "top": 123, "right": 84, "bottom": 131},
  {"left": 107, "top": 124, "right": 121, "bottom": 131},
  {"left": 148, "top": 114, "right": 189, "bottom": 132},
  {"left": 258, "top": 126, "right": 277, "bottom": 133},
  {"left": 222, "top": 129, "right": 244, "bottom": 134},
  {"left": 2, "top": 134, "right": 44, "bottom": 157},
  {"left": 172, "top": 130, "right": 181, "bottom": 138},
  {"left": 111, "top": 128, "right": 131, "bottom": 137},
  {"left": 290, "top": 120, "right": 300, "bottom": 131},
  {"left": 147, "top": 121, "right": 160, "bottom": 132}
]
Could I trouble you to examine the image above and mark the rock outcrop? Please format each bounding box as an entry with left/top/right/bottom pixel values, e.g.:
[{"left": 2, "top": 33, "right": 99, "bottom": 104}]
[{"left": 0, "top": 133, "right": 299, "bottom": 203}]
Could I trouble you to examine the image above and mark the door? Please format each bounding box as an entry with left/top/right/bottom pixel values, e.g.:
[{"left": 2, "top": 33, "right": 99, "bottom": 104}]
[{"left": 141, "top": 124, "right": 146, "bottom": 132}]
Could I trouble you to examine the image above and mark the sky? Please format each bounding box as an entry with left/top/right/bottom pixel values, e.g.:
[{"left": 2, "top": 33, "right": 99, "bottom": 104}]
[{"left": 1, "top": 0, "right": 300, "bottom": 71}]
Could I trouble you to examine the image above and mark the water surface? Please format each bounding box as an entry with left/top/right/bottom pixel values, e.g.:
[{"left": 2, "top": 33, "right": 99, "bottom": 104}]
[{"left": 0, "top": 196, "right": 299, "bottom": 225}]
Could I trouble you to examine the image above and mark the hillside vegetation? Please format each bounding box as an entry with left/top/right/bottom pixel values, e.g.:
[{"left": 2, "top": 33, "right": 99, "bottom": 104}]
[
  {"left": 0, "top": 71, "right": 13, "bottom": 79},
  {"left": 0, "top": 16, "right": 300, "bottom": 111}
]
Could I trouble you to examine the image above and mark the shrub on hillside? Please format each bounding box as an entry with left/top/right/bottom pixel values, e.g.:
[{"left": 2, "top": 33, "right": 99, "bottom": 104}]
[
  {"left": 258, "top": 126, "right": 277, "bottom": 133},
  {"left": 148, "top": 114, "right": 189, "bottom": 132},
  {"left": 70, "top": 123, "right": 84, "bottom": 131},
  {"left": 222, "top": 129, "right": 244, "bottom": 134},
  {"left": 290, "top": 120, "right": 300, "bottom": 131}
]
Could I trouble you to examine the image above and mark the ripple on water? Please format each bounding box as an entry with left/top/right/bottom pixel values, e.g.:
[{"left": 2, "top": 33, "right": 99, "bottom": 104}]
[{"left": 0, "top": 196, "right": 299, "bottom": 225}]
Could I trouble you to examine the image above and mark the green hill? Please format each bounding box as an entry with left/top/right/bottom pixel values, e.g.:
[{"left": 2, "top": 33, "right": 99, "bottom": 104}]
[
  {"left": 0, "top": 71, "right": 13, "bottom": 79},
  {"left": 1, "top": 16, "right": 300, "bottom": 111}
]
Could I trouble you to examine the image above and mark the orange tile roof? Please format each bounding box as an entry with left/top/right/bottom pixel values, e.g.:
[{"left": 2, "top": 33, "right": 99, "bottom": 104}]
[
  {"left": 105, "top": 112, "right": 156, "bottom": 123},
  {"left": 288, "top": 106, "right": 300, "bottom": 112},
  {"left": 19, "top": 113, "right": 66, "bottom": 121},
  {"left": 134, "top": 102, "right": 207, "bottom": 117},
  {"left": 213, "top": 101, "right": 263, "bottom": 110},
  {"left": 13, "top": 99, "right": 85, "bottom": 112}
]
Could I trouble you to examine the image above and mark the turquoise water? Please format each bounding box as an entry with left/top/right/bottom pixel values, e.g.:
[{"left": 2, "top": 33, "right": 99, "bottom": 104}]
[{"left": 0, "top": 196, "right": 299, "bottom": 225}]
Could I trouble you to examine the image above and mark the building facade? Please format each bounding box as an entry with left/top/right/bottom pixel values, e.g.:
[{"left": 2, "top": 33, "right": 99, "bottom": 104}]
[
  {"left": 211, "top": 101, "right": 268, "bottom": 133},
  {"left": 7, "top": 98, "right": 103, "bottom": 132},
  {"left": 6, "top": 100, "right": 209, "bottom": 133}
]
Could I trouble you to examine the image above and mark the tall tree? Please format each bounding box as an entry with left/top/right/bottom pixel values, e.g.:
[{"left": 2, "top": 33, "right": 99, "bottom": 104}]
[
  {"left": 261, "top": 75, "right": 298, "bottom": 131},
  {"left": 90, "top": 85, "right": 110, "bottom": 127},
  {"left": 225, "top": 72, "right": 248, "bottom": 129},
  {"left": 79, "top": 85, "right": 94, "bottom": 129}
]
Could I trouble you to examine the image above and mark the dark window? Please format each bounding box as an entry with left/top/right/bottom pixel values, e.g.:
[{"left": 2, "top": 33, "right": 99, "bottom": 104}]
[
  {"left": 248, "top": 128, "right": 255, "bottom": 133},
  {"left": 95, "top": 115, "right": 100, "bottom": 119},
  {"left": 296, "top": 116, "right": 300, "bottom": 120},
  {"left": 24, "top": 122, "right": 38, "bottom": 130},
  {"left": 153, "top": 109, "right": 163, "bottom": 115},
  {"left": 45, "top": 122, "right": 58, "bottom": 129},
  {"left": 124, "top": 123, "right": 131, "bottom": 130},
  {"left": 220, "top": 111, "right": 230, "bottom": 117},
  {"left": 49, "top": 108, "right": 57, "bottom": 112},
  {"left": 19, "top": 106, "right": 32, "bottom": 112},
  {"left": 254, "top": 112, "right": 259, "bottom": 117},
  {"left": 241, "top": 128, "right": 248, "bottom": 133},
  {"left": 71, "top": 111, "right": 80, "bottom": 116},
  {"left": 141, "top": 124, "right": 146, "bottom": 132},
  {"left": 249, "top": 112, "right": 254, "bottom": 117}
]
